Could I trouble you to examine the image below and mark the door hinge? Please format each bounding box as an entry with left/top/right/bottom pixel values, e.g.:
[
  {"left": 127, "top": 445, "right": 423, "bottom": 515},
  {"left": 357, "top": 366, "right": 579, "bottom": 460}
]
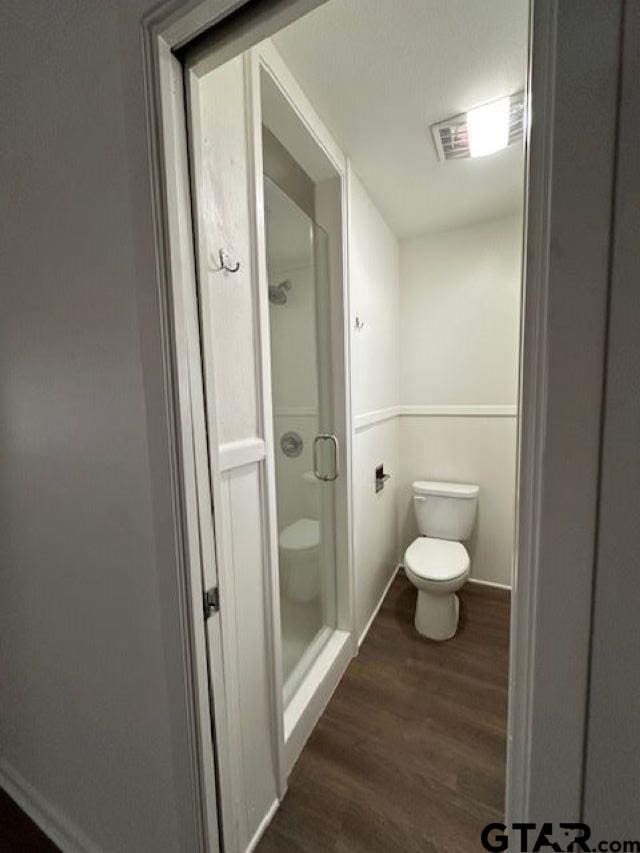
[{"left": 204, "top": 586, "right": 219, "bottom": 619}]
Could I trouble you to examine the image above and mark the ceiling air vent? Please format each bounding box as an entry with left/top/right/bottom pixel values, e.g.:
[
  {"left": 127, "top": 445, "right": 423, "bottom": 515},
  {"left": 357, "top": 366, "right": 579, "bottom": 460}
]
[{"left": 431, "top": 92, "right": 525, "bottom": 162}]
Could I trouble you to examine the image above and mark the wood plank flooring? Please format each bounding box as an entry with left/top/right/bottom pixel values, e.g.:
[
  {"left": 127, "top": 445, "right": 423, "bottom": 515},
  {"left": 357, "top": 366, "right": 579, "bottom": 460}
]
[{"left": 258, "top": 571, "right": 511, "bottom": 853}]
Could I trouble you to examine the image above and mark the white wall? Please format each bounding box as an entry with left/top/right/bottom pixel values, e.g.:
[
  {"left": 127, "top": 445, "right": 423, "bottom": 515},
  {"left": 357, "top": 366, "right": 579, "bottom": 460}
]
[
  {"left": 348, "top": 170, "right": 401, "bottom": 637},
  {"left": 398, "top": 216, "right": 523, "bottom": 586},
  {"left": 400, "top": 216, "right": 522, "bottom": 407},
  {"left": 350, "top": 172, "right": 401, "bottom": 416}
]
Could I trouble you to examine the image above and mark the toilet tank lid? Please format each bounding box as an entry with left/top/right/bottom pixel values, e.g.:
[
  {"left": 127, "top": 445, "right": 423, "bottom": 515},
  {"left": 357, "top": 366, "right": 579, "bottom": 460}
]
[{"left": 412, "top": 480, "right": 479, "bottom": 499}]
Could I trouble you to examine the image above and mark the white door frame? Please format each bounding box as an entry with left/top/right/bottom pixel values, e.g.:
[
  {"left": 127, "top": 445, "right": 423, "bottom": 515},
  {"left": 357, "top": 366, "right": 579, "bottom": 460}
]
[{"left": 141, "top": 0, "right": 623, "bottom": 847}]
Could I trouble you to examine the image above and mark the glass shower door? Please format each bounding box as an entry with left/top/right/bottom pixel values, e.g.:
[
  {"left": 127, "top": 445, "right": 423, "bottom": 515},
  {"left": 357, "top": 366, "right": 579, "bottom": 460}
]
[{"left": 263, "top": 176, "right": 338, "bottom": 706}]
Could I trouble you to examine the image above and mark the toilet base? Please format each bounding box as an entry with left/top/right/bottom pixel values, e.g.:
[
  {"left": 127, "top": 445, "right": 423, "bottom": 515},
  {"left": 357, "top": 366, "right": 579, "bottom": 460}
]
[{"left": 414, "top": 589, "right": 460, "bottom": 641}]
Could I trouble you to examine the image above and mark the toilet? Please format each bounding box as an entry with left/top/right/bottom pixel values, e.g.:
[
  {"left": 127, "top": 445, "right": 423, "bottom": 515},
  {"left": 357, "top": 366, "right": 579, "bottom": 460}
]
[
  {"left": 278, "top": 471, "right": 321, "bottom": 603},
  {"left": 279, "top": 517, "right": 320, "bottom": 602},
  {"left": 404, "top": 480, "right": 479, "bottom": 640}
]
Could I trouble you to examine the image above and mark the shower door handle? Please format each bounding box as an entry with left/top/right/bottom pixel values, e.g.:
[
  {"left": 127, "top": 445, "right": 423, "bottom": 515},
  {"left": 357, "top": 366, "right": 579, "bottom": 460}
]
[{"left": 313, "top": 434, "right": 339, "bottom": 482}]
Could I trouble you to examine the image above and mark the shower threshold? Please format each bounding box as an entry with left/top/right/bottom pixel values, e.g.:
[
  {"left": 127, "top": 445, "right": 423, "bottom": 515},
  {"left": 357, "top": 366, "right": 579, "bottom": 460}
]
[{"left": 283, "top": 627, "right": 351, "bottom": 773}]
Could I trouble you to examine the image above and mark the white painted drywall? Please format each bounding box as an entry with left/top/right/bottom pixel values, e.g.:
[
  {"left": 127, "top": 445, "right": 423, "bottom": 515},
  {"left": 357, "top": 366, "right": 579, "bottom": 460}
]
[
  {"left": 400, "top": 216, "right": 522, "bottom": 406},
  {"left": 350, "top": 171, "right": 401, "bottom": 417},
  {"left": 0, "top": 1, "right": 202, "bottom": 849},
  {"left": 348, "top": 170, "right": 401, "bottom": 636},
  {"left": 398, "top": 216, "right": 523, "bottom": 586}
]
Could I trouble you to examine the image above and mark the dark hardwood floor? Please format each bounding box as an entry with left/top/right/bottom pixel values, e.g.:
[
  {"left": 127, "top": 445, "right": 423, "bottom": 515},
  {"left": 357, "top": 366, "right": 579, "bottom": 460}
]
[
  {"left": 258, "top": 571, "right": 510, "bottom": 853},
  {"left": 0, "top": 789, "right": 58, "bottom": 852},
  {"left": 0, "top": 573, "right": 509, "bottom": 852}
]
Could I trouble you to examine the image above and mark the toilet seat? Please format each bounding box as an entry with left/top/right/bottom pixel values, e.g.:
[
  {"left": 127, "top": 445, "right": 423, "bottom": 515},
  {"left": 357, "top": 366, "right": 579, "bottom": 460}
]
[{"left": 404, "top": 536, "right": 469, "bottom": 581}]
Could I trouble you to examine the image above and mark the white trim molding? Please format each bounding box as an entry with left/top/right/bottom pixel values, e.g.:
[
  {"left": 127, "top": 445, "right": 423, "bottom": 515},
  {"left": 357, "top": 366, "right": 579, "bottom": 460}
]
[
  {"left": 358, "top": 565, "right": 400, "bottom": 646},
  {"left": 246, "top": 798, "right": 280, "bottom": 853},
  {"left": 467, "top": 576, "right": 512, "bottom": 592},
  {"left": 399, "top": 404, "right": 518, "bottom": 418},
  {"left": 218, "top": 437, "right": 267, "bottom": 472},
  {"left": 0, "top": 759, "right": 99, "bottom": 853},
  {"left": 353, "top": 406, "right": 399, "bottom": 431},
  {"left": 353, "top": 403, "right": 518, "bottom": 432}
]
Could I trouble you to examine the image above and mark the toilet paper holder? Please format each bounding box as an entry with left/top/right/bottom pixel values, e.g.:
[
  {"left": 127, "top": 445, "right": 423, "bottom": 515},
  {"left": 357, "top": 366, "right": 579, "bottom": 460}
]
[{"left": 375, "top": 464, "right": 391, "bottom": 493}]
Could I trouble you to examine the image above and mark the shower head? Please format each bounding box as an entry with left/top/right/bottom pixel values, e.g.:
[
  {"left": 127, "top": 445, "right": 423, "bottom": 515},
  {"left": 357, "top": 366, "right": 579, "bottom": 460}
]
[{"left": 268, "top": 279, "right": 291, "bottom": 305}]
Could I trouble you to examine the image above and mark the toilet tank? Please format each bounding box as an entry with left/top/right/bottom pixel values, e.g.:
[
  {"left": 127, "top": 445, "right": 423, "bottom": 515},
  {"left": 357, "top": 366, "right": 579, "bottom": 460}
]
[{"left": 412, "top": 481, "right": 479, "bottom": 541}]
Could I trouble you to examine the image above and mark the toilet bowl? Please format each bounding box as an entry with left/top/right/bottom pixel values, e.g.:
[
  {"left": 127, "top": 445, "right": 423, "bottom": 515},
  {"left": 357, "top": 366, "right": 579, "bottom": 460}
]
[
  {"left": 404, "top": 537, "right": 470, "bottom": 640},
  {"left": 279, "top": 517, "right": 320, "bottom": 602},
  {"left": 404, "top": 480, "right": 479, "bottom": 640}
]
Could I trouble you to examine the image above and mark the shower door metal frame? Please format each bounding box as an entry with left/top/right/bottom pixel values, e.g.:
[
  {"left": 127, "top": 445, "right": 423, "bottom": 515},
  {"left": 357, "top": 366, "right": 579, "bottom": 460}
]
[{"left": 247, "top": 39, "right": 356, "bottom": 780}]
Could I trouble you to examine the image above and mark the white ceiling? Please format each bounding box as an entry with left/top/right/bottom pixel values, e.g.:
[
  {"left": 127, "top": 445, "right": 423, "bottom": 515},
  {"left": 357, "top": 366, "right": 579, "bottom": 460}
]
[{"left": 273, "top": 0, "right": 529, "bottom": 238}]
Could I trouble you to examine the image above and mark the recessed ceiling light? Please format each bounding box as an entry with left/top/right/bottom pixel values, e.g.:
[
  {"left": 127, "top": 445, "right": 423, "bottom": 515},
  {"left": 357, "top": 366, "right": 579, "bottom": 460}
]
[{"left": 430, "top": 93, "right": 525, "bottom": 162}]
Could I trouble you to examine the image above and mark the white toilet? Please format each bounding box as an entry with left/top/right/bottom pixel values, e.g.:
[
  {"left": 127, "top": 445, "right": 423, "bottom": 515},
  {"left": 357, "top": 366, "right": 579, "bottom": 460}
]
[
  {"left": 278, "top": 471, "right": 321, "bottom": 603},
  {"left": 404, "top": 480, "right": 479, "bottom": 641},
  {"left": 279, "top": 517, "right": 320, "bottom": 602}
]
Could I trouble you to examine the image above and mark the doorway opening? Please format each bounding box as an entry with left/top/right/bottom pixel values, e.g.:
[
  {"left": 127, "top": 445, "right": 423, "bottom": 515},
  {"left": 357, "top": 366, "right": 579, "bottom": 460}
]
[{"left": 155, "top": 0, "right": 530, "bottom": 849}]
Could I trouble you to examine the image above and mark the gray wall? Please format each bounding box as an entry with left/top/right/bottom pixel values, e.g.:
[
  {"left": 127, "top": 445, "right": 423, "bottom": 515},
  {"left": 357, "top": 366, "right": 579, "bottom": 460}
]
[
  {"left": 584, "top": 0, "right": 640, "bottom": 836},
  {"left": 1, "top": 1, "right": 201, "bottom": 849}
]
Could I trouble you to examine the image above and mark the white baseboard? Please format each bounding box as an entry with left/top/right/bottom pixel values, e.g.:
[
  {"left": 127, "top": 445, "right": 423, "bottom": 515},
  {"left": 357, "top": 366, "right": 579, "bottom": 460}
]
[
  {"left": 394, "top": 568, "right": 511, "bottom": 593},
  {"left": 467, "top": 576, "right": 512, "bottom": 591},
  {"left": 246, "top": 797, "right": 279, "bottom": 853},
  {"left": 358, "top": 564, "right": 400, "bottom": 647},
  {"left": 0, "top": 758, "right": 98, "bottom": 852}
]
